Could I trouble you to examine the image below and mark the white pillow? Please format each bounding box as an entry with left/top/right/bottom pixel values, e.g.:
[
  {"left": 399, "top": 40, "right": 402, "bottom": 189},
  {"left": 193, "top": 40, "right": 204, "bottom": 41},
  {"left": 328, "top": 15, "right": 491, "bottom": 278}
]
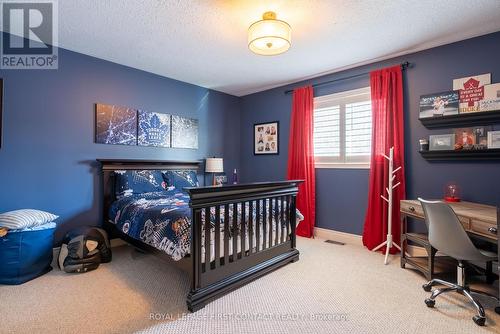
[{"left": 0, "top": 209, "right": 58, "bottom": 230}]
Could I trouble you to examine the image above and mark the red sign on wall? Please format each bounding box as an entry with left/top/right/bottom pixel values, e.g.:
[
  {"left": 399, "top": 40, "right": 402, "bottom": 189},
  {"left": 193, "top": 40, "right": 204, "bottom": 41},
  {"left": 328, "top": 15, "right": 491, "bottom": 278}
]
[
  {"left": 453, "top": 74, "right": 491, "bottom": 113},
  {"left": 459, "top": 78, "right": 484, "bottom": 107}
]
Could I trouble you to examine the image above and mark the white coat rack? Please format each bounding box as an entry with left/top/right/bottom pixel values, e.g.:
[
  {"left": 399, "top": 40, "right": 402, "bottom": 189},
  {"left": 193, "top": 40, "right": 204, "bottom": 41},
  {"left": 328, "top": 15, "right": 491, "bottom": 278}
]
[{"left": 372, "top": 146, "right": 402, "bottom": 265}]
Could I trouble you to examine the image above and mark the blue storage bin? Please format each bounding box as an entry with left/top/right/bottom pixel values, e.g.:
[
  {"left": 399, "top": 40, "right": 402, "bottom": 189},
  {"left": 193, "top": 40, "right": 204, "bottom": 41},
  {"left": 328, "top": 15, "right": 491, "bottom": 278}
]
[{"left": 0, "top": 222, "right": 56, "bottom": 285}]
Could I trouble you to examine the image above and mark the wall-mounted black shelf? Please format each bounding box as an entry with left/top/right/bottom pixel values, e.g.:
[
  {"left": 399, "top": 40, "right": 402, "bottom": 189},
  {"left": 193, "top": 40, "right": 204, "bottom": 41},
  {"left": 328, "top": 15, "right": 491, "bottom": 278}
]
[
  {"left": 419, "top": 110, "right": 500, "bottom": 129},
  {"left": 420, "top": 149, "right": 500, "bottom": 161}
]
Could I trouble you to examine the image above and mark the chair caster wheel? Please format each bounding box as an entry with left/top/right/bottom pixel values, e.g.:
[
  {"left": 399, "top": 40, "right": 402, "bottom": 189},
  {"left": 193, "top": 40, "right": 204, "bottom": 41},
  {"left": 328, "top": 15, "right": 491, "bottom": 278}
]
[
  {"left": 473, "top": 315, "right": 485, "bottom": 326},
  {"left": 424, "top": 298, "right": 435, "bottom": 308},
  {"left": 495, "top": 306, "right": 500, "bottom": 315},
  {"left": 422, "top": 283, "right": 432, "bottom": 292}
]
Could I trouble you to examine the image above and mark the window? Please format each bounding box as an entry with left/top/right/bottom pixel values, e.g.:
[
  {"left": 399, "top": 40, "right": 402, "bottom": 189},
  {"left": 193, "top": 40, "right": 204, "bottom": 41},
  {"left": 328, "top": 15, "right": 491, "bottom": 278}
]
[{"left": 313, "top": 87, "right": 372, "bottom": 168}]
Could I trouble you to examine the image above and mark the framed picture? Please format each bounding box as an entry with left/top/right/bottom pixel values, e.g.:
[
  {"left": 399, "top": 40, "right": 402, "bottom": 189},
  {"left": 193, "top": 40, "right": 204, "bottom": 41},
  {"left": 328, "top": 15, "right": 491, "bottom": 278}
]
[
  {"left": 95, "top": 103, "right": 138, "bottom": 145},
  {"left": 0, "top": 78, "right": 3, "bottom": 149},
  {"left": 479, "top": 83, "right": 500, "bottom": 112},
  {"left": 453, "top": 127, "right": 491, "bottom": 150},
  {"left": 215, "top": 174, "right": 227, "bottom": 186},
  {"left": 487, "top": 131, "right": 500, "bottom": 149},
  {"left": 419, "top": 91, "right": 459, "bottom": 118},
  {"left": 429, "top": 134, "right": 455, "bottom": 151},
  {"left": 254, "top": 121, "right": 279, "bottom": 155}
]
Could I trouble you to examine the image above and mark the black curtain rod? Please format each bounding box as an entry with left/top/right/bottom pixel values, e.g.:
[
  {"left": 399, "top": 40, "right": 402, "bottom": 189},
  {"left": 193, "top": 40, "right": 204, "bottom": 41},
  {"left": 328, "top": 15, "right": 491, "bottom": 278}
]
[{"left": 284, "top": 61, "right": 411, "bottom": 95}]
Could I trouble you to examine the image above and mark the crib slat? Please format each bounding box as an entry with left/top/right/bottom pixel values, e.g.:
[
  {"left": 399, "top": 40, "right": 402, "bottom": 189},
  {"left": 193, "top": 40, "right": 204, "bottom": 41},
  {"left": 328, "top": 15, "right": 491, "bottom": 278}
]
[
  {"left": 204, "top": 207, "right": 211, "bottom": 270},
  {"left": 214, "top": 205, "right": 221, "bottom": 268},
  {"left": 256, "top": 199, "right": 261, "bottom": 252},
  {"left": 193, "top": 209, "right": 203, "bottom": 280},
  {"left": 275, "top": 197, "right": 280, "bottom": 246},
  {"left": 269, "top": 198, "right": 274, "bottom": 247},
  {"left": 286, "top": 195, "right": 290, "bottom": 241},
  {"left": 232, "top": 202, "right": 238, "bottom": 262},
  {"left": 290, "top": 196, "right": 297, "bottom": 248},
  {"left": 280, "top": 196, "right": 285, "bottom": 244},
  {"left": 224, "top": 204, "right": 229, "bottom": 265},
  {"left": 262, "top": 199, "right": 267, "bottom": 250},
  {"left": 249, "top": 200, "right": 254, "bottom": 254},
  {"left": 241, "top": 202, "right": 247, "bottom": 258}
]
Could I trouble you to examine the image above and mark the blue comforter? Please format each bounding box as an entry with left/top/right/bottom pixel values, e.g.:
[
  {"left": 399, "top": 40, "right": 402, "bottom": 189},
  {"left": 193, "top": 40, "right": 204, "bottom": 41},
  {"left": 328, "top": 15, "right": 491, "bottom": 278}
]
[
  {"left": 110, "top": 191, "right": 194, "bottom": 261},
  {"left": 110, "top": 190, "right": 297, "bottom": 261}
]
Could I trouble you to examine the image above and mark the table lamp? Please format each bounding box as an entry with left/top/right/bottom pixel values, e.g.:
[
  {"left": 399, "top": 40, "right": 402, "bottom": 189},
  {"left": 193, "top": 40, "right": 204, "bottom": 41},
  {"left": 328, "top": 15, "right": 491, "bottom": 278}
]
[{"left": 205, "top": 157, "right": 224, "bottom": 186}]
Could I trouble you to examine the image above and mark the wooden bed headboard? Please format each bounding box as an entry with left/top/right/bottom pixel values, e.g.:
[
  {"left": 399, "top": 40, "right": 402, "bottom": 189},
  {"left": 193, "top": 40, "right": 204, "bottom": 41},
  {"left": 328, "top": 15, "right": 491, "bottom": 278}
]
[{"left": 97, "top": 159, "right": 202, "bottom": 228}]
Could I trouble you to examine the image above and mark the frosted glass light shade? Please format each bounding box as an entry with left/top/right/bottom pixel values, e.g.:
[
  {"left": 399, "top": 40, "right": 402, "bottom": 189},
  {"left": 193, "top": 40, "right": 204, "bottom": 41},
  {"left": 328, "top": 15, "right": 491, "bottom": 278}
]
[
  {"left": 205, "top": 158, "right": 224, "bottom": 173},
  {"left": 248, "top": 12, "right": 291, "bottom": 56}
]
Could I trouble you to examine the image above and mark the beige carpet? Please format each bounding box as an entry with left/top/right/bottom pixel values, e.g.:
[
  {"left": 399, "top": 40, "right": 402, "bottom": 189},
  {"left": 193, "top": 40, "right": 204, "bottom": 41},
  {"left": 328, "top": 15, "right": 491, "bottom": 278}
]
[{"left": 0, "top": 237, "right": 498, "bottom": 334}]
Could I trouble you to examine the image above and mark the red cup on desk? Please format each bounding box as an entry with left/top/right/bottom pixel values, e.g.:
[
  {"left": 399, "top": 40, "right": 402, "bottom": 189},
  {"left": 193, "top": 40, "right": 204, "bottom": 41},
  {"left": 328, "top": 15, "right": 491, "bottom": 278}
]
[{"left": 444, "top": 183, "right": 461, "bottom": 202}]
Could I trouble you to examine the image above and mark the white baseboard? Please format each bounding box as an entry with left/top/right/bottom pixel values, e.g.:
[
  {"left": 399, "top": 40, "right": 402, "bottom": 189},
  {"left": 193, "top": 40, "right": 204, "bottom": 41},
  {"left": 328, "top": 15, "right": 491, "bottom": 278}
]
[{"left": 313, "top": 227, "right": 362, "bottom": 246}]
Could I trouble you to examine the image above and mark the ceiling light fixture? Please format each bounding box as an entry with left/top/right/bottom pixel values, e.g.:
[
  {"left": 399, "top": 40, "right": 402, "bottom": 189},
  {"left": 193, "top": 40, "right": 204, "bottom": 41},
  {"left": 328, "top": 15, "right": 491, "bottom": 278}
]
[{"left": 248, "top": 11, "right": 291, "bottom": 56}]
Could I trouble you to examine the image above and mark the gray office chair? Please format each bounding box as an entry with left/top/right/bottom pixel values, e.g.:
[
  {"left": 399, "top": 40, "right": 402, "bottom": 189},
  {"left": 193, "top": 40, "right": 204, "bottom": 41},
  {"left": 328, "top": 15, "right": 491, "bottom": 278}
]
[{"left": 418, "top": 198, "right": 498, "bottom": 326}]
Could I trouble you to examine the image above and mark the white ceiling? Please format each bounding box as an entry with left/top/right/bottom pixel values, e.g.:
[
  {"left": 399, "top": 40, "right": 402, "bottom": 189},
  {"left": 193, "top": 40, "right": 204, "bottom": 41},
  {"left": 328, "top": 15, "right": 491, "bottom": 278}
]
[{"left": 49, "top": 1, "right": 500, "bottom": 96}]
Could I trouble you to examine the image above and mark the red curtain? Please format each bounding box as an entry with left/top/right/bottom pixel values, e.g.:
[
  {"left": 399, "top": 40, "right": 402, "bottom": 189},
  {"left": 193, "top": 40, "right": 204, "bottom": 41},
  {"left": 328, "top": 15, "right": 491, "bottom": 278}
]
[
  {"left": 362, "top": 66, "right": 406, "bottom": 253},
  {"left": 287, "top": 86, "right": 316, "bottom": 238}
]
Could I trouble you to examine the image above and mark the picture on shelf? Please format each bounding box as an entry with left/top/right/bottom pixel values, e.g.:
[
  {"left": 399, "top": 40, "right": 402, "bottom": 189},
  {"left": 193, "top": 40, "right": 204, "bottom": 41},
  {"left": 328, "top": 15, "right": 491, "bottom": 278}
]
[
  {"left": 452, "top": 73, "right": 491, "bottom": 113},
  {"left": 479, "top": 83, "right": 500, "bottom": 112},
  {"left": 487, "top": 131, "right": 500, "bottom": 149},
  {"left": 454, "top": 127, "right": 490, "bottom": 150},
  {"left": 429, "top": 134, "right": 455, "bottom": 151},
  {"left": 419, "top": 91, "right": 459, "bottom": 118},
  {"left": 254, "top": 121, "right": 279, "bottom": 155}
]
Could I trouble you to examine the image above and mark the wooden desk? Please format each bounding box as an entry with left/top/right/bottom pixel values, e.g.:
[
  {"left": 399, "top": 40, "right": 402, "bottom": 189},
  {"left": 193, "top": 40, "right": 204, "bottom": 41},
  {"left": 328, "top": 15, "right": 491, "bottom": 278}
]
[{"left": 400, "top": 200, "right": 498, "bottom": 280}]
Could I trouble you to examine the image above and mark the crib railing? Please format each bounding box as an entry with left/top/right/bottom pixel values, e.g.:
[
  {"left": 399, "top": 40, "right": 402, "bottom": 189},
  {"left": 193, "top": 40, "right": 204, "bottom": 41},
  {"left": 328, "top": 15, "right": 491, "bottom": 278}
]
[{"left": 185, "top": 180, "right": 302, "bottom": 311}]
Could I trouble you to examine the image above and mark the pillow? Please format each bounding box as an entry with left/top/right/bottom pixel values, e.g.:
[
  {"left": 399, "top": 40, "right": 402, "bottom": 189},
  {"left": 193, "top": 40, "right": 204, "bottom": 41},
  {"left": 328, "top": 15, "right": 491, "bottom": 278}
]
[
  {"left": 163, "top": 170, "right": 199, "bottom": 191},
  {"left": 0, "top": 209, "right": 58, "bottom": 230},
  {"left": 114, "top": 170, "right": 166, "bottom": 197}
]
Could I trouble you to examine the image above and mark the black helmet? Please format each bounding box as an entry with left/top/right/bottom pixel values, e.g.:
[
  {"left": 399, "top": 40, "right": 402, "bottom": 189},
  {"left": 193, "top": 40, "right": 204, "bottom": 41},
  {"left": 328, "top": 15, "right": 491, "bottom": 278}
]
[{"left": 58, "top": 227, "right": 112, "bottom": 273}]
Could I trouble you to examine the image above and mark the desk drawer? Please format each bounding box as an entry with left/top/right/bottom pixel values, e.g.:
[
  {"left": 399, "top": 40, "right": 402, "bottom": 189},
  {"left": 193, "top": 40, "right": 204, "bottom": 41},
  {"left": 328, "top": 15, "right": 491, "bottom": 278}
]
[
  {"left": 458, "top": 216, "right": 470, "bottom": 229},
  {"left": 470, "top": 218, "right": 497, "bottom": 239},
  {"left": 401, "top": 202, "right": 423, "bottom": 217}
]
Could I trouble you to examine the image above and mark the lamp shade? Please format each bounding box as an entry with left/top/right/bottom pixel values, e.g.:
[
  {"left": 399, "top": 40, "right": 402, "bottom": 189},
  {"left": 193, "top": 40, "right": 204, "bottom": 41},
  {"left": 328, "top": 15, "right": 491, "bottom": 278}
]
[
  {"left": 248, "top": 11, "right": 291, "bottom": 56},
  {"left": 205, "top": 158, "right": 224, "bottom": 173}
]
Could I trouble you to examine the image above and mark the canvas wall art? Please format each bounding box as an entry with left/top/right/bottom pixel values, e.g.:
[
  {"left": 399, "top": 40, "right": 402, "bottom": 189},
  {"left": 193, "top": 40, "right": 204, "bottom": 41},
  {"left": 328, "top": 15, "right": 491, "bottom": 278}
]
[
  {"left": 138, "top": 110, "right": 171, "bottom": 147},
  {"left": 419, "top": 91, "right": 459, "bottom": 118},
  {"left": 95, "top": 103, "right": 137, "bottom": 145},
  {"left": 171, "top": 115, "right": 199, "bottom": 149},
  {"left": 254, "top": 121, "right": 279, "bottom": 155},
  {"left": 0, "top": 79, "right": 3, "bottom": 149}
]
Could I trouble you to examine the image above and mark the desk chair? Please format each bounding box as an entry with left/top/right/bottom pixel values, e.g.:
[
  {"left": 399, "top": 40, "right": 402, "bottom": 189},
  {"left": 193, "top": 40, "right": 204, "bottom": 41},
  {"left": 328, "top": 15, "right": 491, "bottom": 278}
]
[{"left": 419, "top": 198, "right": 499, "bottom": 326}]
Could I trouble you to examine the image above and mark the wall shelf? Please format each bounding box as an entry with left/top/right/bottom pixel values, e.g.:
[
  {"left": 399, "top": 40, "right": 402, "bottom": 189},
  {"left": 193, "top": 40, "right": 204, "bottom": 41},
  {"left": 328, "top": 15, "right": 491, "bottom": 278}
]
[
  {"left": 419, "top": 110, "right": 500, "bottom": 129},
  {"left": 419, "top": 149, "right": 500, "bottom": 161}
]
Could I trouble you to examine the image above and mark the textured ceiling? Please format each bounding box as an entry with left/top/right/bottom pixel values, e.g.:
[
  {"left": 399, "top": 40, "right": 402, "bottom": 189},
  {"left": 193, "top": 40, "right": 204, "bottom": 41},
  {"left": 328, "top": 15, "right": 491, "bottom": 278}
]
[{"left": 48, "top": 1, "right": 500, "bottom": 95}]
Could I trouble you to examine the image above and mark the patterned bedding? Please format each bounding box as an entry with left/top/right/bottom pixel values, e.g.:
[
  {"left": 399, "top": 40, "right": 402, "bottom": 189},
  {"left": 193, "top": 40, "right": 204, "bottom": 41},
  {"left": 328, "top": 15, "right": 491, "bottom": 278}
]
[{"left": 109, "top": 190, "right": 299, "bottom": 261}]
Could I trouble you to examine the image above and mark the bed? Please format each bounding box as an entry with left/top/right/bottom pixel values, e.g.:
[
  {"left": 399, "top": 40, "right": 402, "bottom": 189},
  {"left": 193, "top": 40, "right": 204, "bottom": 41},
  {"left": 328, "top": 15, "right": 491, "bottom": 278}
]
[{"left": 98, "top": 159, "right": 302, "bottom": 311}]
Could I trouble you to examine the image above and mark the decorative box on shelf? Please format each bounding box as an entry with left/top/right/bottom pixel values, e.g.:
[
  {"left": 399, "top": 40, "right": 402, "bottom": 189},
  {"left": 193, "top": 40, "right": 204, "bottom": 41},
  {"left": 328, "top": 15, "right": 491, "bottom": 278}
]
[{"left": 419, "top": 109, "right": 500, "bottom": 129}]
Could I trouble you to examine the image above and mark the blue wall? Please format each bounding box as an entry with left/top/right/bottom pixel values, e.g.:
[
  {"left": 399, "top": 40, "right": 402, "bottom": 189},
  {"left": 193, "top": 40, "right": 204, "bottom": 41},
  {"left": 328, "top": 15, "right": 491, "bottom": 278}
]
[
  {"left": 0, "top": 41, "right": 241, "bottom": 243},
  {"left": 240, "top": 31, "right": 500, "bottom": 235}
]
